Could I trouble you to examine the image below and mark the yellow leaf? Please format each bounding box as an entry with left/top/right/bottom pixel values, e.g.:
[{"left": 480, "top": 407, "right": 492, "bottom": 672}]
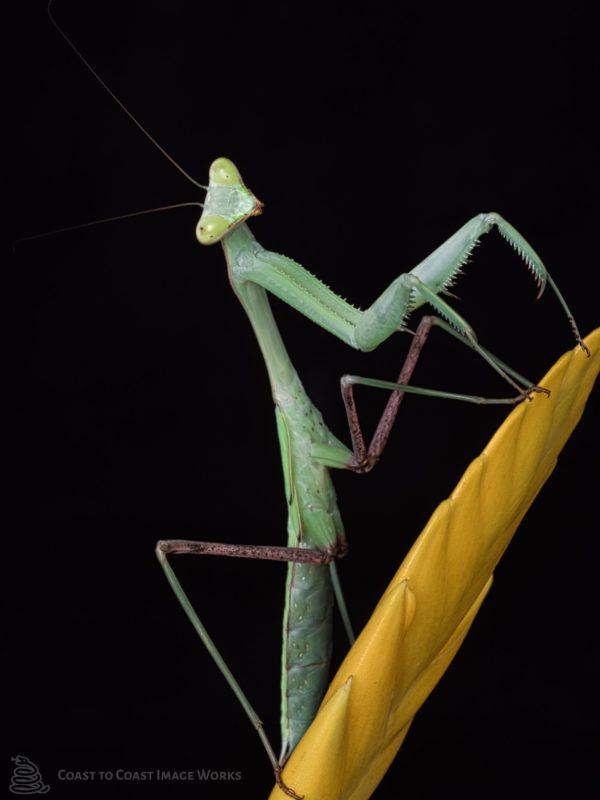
[{"left": 270, "top": 329, "right": 599, "bottom": 800}]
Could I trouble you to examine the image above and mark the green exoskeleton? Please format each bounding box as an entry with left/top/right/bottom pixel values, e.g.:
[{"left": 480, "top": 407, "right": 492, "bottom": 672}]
[{"left": 155, "top": 159, "right": 587, "bottom": 798}]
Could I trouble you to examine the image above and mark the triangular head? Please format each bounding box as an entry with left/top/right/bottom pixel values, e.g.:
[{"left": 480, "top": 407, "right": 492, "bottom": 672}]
[{"left": 196, "top": 158, "right": 263, "bottom": 245}]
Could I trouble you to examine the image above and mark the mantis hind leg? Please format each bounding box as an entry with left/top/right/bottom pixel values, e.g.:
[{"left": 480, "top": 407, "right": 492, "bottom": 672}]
[
  {"left": 155, "top": 543, "right": 294, "bottom": 798},
  {"left": 155, "top": 539, "right": 348, "bottom": 799},
  {"left": 329, "top": 560, "right": 355, "bottom": 645}
]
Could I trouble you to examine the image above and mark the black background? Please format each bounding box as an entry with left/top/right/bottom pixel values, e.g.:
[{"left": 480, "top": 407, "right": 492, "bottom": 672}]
[{"left": 9, "top": 2, "right": 599, "bottom": 798}]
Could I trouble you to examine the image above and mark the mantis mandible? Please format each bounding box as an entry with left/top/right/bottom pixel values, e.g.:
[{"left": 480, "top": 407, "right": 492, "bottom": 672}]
[{"left": 44, "top": 4, "right": 588, "bottom": 798}]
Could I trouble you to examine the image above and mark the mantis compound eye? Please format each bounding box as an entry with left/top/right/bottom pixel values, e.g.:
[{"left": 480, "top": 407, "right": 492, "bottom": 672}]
[
  {"left": 209, "top": 157, "right": 242, "bottom": 186},
  {"left": 196, "top": 214, "right": 229, "bottom": 245}
]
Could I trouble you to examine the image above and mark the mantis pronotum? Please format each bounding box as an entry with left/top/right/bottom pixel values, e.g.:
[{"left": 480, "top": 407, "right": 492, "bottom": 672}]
[{"left": 17, "top": 3, "right": 592, "bottom": 796}]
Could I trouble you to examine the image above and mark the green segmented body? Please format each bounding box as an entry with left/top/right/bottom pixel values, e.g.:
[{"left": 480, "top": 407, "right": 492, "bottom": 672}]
[{"left": 223, "top": 224, "right": 349, "bottom": 756}]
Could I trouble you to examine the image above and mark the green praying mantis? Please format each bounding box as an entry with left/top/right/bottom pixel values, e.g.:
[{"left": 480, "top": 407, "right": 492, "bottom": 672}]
[
  {"left": 42, "top": 4, "right": 588, "bottom": 798},
  {"left": 156, "top": 159, "right": 586, "bottom": 798}
]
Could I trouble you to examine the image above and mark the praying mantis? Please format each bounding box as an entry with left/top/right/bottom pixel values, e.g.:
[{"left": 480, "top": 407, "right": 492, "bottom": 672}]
[
  {"left": 14, "top": 3, "right": 592, "bottom": 796},
  {"left": 154, "top": 159, "right": 585, "bottom": 798}
]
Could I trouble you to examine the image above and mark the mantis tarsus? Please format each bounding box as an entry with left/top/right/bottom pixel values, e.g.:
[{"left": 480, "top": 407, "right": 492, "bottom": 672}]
[{"left": 41, "top": 5, "right": 589, "bottom": 798}]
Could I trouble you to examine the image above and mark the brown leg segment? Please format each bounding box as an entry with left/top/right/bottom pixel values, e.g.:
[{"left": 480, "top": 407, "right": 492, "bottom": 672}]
[
  {"left": 343, "top": 315, "right": 438, "bottom": 473},
  {"left": 156, "top": 539, "right": 347, "bottom": 564}
]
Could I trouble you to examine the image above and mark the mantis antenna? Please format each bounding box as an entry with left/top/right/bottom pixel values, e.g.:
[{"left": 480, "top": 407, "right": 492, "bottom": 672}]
[
  {"left": 14, "top": 202, "right": 204, "bottom": 248},
  {"left": 47, "top": 0, "right": 207, "bottom": 192}
]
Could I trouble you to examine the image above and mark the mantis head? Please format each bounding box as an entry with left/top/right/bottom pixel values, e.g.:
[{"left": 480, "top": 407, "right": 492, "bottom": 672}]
[{"left": 196, "top": 158, "right": 263, "bottom": 245}]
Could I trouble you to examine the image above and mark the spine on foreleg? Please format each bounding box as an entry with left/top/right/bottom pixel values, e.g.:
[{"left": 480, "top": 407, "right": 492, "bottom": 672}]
[{"left": 280, "top": 560, "right": 333, "bottom": 755}]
